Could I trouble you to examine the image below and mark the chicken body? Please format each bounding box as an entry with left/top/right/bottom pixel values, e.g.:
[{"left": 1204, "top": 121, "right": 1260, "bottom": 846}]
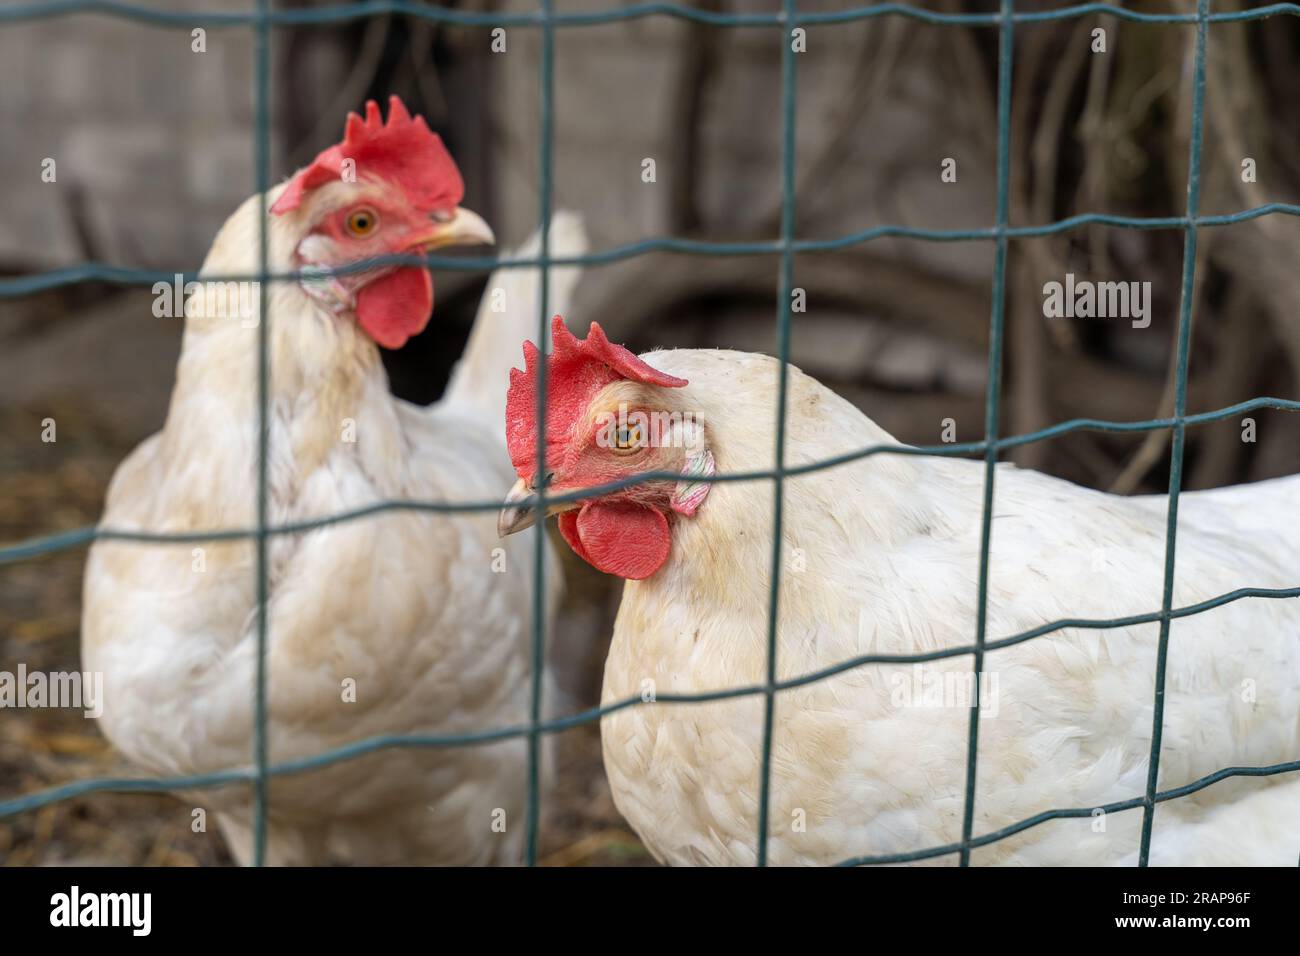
[
  {"left": 591, "top": 349, "right": 1300, "bottom": 865},
  {"left": 81, "top": 187, "right": 585, "bottom": 864}
]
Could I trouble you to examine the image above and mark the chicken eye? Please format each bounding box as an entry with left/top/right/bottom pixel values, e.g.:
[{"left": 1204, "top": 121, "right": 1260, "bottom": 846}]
[
  {"left": 345, "top": 208, "right": 379, "bottom": 237},
  {"left": 615, "top": 425, "right": 643, "bottom": 451}
]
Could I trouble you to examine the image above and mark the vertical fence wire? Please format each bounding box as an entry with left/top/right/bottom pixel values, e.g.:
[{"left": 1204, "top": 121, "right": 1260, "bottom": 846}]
[
  {"left": 1138, "top": 0, "right": 1210, "bottom": 867},
  {"left": 525, "top": 0, "right": 556, "bottom": 868},
  {"left": 252, "top": 0, "right": 273, "bottom": 869},
  {"left": 958, "top": 0, "right": 1015, "bottom": 868},
  {"left": 755, "top": 0, "right": 800, "bottom": 870}
]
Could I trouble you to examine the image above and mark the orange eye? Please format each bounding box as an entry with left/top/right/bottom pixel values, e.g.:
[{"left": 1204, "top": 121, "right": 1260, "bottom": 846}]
[
  {"left": 345, "top": 208, "right": 379, "bottom": 237},
  {"left": 614, "top": 424, "right": 643, "bottom": 451}
]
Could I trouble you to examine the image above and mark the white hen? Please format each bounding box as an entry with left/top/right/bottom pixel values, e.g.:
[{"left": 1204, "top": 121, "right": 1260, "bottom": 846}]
[
  {"left": 499, "top": 320, "right": 1300, "bottom": 866},
  {"left": 82, "top": 99, "right": 585, "bottom": 864}
]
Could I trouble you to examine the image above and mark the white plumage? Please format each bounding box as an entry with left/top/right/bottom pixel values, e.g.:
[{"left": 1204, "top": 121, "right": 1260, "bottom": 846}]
[
  {"left": 558, "top": 348, "right": 1299, "bottom": 865},
  {"left": 81, "top": 182, "right": 586, "bottom": 864}
]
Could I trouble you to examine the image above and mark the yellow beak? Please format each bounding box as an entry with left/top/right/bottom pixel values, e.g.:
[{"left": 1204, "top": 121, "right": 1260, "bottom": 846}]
[{"left": 422, "top": 206, "right": 495, "bottom": 250}]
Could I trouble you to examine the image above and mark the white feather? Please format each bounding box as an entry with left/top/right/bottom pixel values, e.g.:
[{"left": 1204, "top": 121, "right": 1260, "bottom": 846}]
[
  {"left": 597, "top": 348, "right": 1300, "bottom": 865},
  {"left": 82, "top": 187, "right": 585, "bottom": 865}
]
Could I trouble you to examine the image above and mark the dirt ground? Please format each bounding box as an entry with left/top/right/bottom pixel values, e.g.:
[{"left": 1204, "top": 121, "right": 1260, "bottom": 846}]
[{"left": 0, "top": 287, "right": 650, "bottom": 867}]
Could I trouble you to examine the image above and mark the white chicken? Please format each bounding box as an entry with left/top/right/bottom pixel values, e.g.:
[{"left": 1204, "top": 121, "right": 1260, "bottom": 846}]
[
  {"left": 499, "top": 316, "right": 1300, "bottom": 866},
  {"left": 82, "top": 98, "right": 585, "bottom": 865}
]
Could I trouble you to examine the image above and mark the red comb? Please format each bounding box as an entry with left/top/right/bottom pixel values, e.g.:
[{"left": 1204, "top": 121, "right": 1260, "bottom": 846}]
[
  {"left": 505, "top": 316, "right": 687, "bottom": 477},
  {"left": 270, "top": 95, "right": 464, "bottom": 215}
]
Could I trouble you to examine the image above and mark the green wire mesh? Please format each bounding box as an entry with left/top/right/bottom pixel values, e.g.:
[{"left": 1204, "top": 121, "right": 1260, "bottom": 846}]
[{"left": 1, "top": 0, "right": 1299, "bottom": 868}]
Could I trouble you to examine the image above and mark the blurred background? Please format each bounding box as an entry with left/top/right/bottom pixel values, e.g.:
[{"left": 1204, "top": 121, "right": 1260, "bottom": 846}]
[{"left": 2, "top": 0, "right": 1298, "bottom": 864}]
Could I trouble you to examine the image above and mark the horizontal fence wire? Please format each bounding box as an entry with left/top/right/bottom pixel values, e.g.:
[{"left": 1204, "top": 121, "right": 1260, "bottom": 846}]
[
  {"left": 7, "top": 205, "right": 1300, "bottom": 299},
  {"left": 2, "top": 0, "right": 1298, "bottom": 868},
  {"left": 6, "top": 396, "right": 1299, "bottom": 565},
  {"left": 7, "top": 203, "right": 1300, "bottom": 298},
  {"left": 5, "top": 0, "right": 1300, "bottom": 27}
]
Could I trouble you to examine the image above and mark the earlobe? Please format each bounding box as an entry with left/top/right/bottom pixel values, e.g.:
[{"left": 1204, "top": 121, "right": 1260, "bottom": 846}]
[{"left": 671, "top": 447, "right": 714, "bottom": 516}]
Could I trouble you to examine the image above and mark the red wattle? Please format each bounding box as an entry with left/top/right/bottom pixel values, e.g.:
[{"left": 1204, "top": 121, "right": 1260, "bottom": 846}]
[
  {"left": 355, "top": 267, "right": 433, "bottom": 349},
  {"left": 558, "top": 511, "right": 590, "bottom": 565},
  {"left": 563, "top": 501, "right": 671, "bottom": 580}
]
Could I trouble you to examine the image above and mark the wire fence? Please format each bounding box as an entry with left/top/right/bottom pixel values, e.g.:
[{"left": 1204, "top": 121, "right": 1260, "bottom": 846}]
[{"left": 1, "top": 0, "right": 1299, "bottom": 868}]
